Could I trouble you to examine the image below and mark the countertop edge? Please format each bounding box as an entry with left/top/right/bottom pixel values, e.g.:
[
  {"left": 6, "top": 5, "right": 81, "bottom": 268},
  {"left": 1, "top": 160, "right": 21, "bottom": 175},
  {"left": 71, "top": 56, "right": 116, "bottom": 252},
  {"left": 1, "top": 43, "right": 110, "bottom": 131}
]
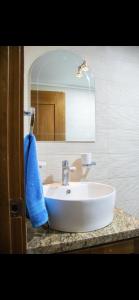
[{"left": 27, "top": 228, "right": 139, "bottom": 254}]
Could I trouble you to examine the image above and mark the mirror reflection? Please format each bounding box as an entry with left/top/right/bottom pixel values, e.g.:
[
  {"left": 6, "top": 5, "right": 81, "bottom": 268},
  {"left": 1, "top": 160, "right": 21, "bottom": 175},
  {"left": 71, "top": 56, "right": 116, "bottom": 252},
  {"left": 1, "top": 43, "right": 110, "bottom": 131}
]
[{"left": 30, "top": 49, "right": 95, "bottom": 142}]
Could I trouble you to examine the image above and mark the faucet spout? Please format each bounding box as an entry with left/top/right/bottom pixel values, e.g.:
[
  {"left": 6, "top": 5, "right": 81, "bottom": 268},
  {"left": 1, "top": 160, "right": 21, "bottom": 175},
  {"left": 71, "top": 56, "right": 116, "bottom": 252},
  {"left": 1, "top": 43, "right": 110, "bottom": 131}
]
[{"left": 62, "top": 160, "right": 76, "bottom": 186}]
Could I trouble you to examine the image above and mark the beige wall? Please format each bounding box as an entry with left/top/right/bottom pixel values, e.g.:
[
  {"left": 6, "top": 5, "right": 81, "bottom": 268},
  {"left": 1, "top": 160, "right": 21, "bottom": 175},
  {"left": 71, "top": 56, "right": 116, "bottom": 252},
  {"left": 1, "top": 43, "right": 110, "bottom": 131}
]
[{"left": 24, "top": 46, "right": 139, "bottom": 218}]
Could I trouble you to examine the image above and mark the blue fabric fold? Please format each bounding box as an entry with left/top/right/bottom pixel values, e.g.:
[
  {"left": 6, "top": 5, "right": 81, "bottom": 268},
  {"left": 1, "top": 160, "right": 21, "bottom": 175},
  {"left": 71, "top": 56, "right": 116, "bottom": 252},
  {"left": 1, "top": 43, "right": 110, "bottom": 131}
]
[{"left": 24, "top": 134, "right": 48, "bottom": 228}]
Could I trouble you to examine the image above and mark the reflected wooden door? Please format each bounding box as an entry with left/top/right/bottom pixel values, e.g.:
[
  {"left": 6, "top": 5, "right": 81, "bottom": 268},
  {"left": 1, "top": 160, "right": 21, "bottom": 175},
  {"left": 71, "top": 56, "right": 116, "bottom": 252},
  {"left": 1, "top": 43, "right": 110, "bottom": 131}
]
[
  {"left": 31, "top": 90, "right": 65, "bottom": 141},
  {"left": 33, "top": 103, "right": 55, "bottom": 141}
]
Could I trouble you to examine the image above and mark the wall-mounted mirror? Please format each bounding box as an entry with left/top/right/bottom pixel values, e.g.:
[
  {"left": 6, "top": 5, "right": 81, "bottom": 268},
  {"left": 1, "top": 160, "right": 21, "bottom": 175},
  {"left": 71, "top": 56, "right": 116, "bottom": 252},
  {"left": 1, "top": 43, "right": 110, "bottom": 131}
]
[{"left": 30, "top": 49, "right": 95, "bottom": 142}]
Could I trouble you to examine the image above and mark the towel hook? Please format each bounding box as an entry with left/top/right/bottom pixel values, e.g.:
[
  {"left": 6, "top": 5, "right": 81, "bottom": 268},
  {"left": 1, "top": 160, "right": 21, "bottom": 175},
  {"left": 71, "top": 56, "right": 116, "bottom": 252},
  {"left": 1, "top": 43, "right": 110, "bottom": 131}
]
[{"left": 30, "top": 107, "right": 35, "bottom": 134}]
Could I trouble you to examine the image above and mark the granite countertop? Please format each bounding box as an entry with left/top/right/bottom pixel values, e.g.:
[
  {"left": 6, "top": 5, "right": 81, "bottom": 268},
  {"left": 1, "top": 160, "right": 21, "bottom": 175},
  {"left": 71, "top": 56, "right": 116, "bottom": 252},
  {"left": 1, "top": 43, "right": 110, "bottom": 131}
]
[{"left": 27, "top": 208, "right": 139, "bottom": 254}]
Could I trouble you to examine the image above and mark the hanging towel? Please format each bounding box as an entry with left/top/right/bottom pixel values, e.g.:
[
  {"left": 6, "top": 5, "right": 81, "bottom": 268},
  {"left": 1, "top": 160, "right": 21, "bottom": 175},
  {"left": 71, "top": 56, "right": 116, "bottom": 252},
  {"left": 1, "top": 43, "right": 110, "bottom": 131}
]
[{"left": 24, "top": 133, "right": 48, "bottom": 228}]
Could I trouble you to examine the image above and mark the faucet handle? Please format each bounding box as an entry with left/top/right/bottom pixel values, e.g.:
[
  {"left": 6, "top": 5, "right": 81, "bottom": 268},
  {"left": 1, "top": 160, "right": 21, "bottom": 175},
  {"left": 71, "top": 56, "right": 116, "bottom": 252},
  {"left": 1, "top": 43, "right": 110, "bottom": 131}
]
[
  {"left": 62, "top": 160, "right": 76, "bottom": 172},
  {"left": 69, "top": 166, "right": 76, "bottom": 172}
]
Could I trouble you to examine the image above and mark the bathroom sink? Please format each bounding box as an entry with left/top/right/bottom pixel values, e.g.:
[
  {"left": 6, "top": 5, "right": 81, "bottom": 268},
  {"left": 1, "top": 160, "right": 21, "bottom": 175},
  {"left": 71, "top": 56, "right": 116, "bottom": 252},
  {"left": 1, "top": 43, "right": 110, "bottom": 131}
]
[{"left": 43, "top": 182, "right": 116, "bottom": 232}]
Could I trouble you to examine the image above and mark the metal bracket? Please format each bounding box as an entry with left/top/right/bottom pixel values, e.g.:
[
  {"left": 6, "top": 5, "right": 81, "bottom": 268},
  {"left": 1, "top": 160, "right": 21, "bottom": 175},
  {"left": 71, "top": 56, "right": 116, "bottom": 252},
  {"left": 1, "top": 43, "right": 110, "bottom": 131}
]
[{"left": 82, "top": 161, "right": 96, "bottom": 167}]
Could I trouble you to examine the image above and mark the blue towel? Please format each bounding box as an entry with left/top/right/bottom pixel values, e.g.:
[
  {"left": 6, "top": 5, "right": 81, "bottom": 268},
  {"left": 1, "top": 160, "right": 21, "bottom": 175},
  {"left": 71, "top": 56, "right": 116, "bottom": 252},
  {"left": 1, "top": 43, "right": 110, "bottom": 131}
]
[{"left": 24, "top": 133, "right": 48, "bottom": 228}]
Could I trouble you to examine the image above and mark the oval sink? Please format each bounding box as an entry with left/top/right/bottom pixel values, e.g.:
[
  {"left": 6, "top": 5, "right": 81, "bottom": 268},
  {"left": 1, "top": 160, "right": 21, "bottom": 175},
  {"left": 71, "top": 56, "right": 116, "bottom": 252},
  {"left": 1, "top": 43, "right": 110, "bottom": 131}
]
[{"left": 43, "top": 182, "right": 116, "bottom": 232}]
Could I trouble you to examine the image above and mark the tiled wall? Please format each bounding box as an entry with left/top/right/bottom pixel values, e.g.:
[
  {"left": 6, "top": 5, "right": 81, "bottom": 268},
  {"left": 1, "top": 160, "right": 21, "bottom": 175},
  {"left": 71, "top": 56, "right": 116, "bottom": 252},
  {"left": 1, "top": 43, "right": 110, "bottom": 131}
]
[{"left": 24, "top": 46, "right": 139, "bottom": 218}]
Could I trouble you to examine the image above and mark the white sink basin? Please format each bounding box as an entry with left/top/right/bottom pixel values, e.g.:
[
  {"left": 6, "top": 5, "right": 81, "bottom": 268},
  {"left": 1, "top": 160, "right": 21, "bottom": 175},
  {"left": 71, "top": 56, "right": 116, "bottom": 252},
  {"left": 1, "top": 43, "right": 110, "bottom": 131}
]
[{"left": 43, "top": 182, "right": 116, "bottom": 232}]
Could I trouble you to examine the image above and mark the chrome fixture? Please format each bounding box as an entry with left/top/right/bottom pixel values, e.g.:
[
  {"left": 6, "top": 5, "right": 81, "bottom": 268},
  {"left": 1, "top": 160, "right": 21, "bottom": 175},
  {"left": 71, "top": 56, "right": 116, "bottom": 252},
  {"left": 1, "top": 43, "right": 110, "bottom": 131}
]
[
  {"left": 62, "top": 160, "right": 76, "bottom": 186},
  {"left": 81, "top": 153, "right": 96, "bottom": 167},
  {"left": 24, "top": 111, "right": 32, "bottom": 116},
  {"left": 66, "top": 189, "right": 71, "bottom": 194},
  {"left": 76, "top": 60, "right": 89, "bottom": 78},
  {"left": 82, "top": 161, "right": 96, "bottom": 167},
  {"left": 81, "top": 60, "right": 89, "bottom": 72}
]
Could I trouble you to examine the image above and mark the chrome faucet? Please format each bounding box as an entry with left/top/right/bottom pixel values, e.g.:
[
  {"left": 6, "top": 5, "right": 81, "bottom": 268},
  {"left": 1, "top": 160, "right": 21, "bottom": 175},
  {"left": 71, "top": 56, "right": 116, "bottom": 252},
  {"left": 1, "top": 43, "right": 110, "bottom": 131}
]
[{"left": 62, "top": 160, "right": 76, "bottom": 186}]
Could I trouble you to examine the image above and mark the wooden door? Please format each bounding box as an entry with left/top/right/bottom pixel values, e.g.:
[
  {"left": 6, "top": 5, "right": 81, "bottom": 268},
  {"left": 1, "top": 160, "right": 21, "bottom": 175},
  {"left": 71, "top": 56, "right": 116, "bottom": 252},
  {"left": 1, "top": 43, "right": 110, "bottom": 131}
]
[
  {"left": 0, "top": 46, "right": 26, "bottom": 254},
  {"left": 33, "top": 103, "right": 55, "bottom": 141},
  {"left": 31, "top": 90, "right": 65, "bottom": 141}
]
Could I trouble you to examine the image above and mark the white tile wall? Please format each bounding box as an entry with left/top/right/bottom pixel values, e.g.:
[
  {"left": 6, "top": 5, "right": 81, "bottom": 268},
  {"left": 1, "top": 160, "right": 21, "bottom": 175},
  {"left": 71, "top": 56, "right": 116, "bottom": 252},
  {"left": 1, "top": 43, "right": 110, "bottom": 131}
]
[{"left": 24, "top": 46, "right": 139, "bottom": 218}]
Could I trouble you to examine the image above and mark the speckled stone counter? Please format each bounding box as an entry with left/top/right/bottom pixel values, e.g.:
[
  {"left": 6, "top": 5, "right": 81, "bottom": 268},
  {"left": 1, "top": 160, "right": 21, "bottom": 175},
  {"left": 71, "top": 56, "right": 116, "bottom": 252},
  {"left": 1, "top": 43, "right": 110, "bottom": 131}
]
[{"left": 27, "top": 208, "right": 139, "bottom": 254}]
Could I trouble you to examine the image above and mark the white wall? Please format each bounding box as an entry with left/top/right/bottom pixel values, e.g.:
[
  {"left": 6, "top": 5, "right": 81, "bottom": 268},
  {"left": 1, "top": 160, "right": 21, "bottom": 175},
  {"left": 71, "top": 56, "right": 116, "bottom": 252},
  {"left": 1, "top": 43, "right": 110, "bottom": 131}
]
[
  {"left": 66, "top": 88, "right": 95, "bottom": 141},
  {"left": 24, "top": 46, "right": 139, "bottom": 218},
  {"left": 31, "top": 84, "right": 95, "bottom": 141}
]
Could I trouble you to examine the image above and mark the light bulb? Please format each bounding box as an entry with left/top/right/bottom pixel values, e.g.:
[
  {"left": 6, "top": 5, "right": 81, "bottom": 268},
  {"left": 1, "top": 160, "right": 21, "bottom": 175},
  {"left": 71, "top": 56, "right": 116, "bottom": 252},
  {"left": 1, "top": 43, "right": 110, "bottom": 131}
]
[
  {"left": 75, "top": 60, "right": 89, "bottom": 78},
  {"left": 76, "top": 71, "right": 83, "bottom": 78},
  {"left": 82, "top": 60, "right": 89, "bottom": 72}
]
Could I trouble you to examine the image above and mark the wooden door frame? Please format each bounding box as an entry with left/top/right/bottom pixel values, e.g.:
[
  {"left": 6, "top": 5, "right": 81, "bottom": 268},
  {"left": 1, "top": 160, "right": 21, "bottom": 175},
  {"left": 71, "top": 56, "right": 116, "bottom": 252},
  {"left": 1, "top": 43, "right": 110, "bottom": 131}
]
[{"left": 0, "top": 46, "right": 26, "bottom": 254}]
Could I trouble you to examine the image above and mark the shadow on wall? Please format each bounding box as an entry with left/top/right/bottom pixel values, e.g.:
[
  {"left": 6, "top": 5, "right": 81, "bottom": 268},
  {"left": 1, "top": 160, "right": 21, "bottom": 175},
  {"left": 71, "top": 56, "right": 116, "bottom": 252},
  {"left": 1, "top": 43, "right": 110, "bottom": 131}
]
[
  {"left": 70, "top": 159, "right": 89, "bottom": 181},
  {"left": 43, "top": 159, "right": 89, "bottom": 184},
  {"left": 43, "top": 175, "right": 54, "bottom": 184}
]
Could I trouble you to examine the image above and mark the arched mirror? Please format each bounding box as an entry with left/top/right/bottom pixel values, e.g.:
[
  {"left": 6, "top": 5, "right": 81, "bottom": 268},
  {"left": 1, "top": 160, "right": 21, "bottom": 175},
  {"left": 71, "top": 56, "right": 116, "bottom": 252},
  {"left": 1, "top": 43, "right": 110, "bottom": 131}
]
[{"left": 29, "top": 49, "right": 95, "bottom": 142}]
